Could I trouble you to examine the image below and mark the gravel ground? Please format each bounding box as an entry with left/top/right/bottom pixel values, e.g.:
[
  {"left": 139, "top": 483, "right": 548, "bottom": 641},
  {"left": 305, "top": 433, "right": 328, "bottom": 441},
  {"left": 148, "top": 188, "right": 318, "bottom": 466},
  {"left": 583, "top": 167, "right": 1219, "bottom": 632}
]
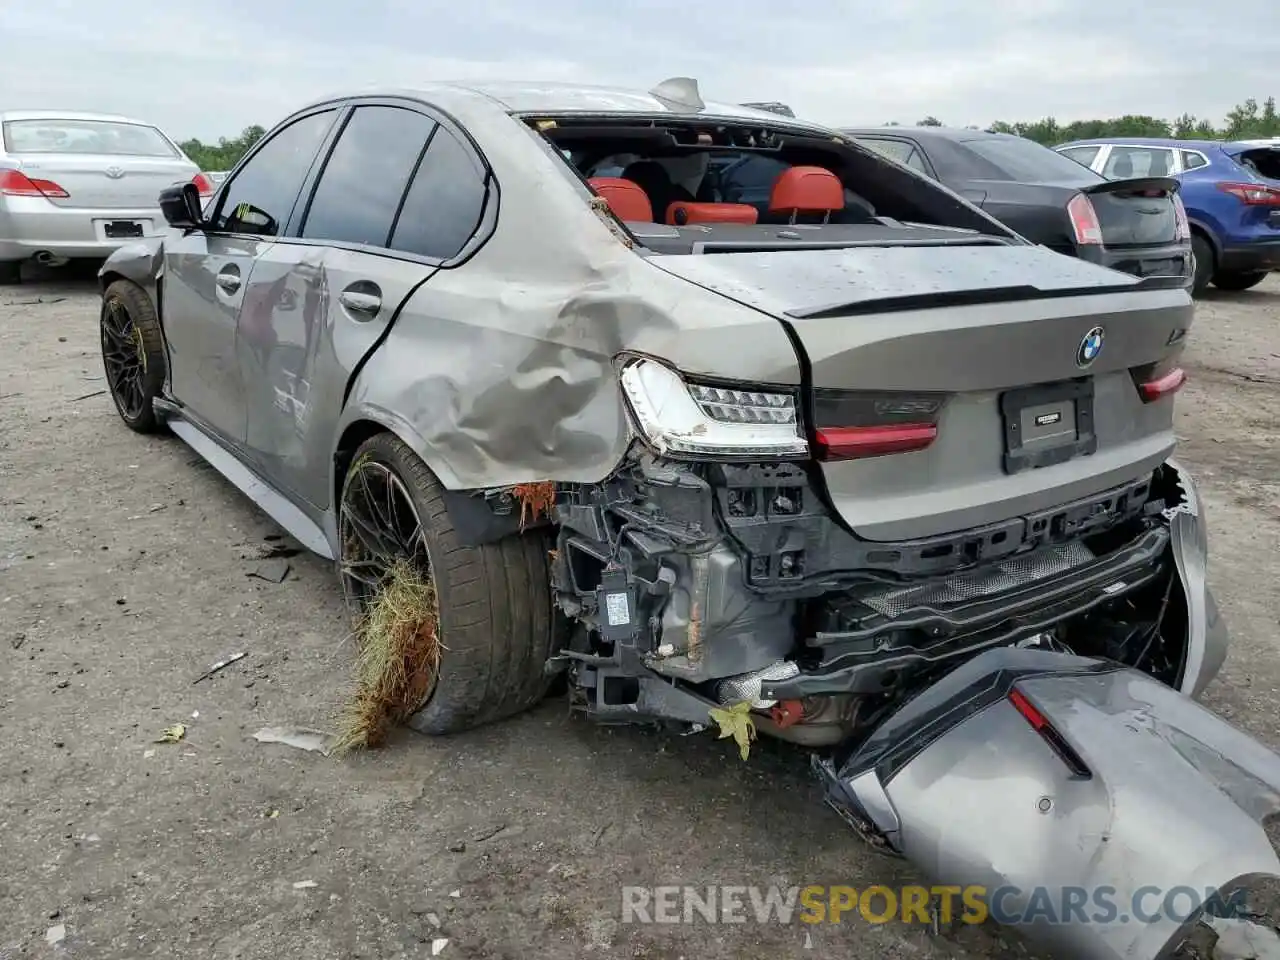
[{"left": 2, "top": 268, "right": 1279, "bottom": 960}]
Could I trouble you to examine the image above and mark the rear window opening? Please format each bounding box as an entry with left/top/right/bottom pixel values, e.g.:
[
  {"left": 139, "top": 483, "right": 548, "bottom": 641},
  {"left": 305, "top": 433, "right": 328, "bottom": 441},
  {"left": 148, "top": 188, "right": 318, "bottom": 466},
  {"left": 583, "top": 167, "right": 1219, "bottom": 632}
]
[
  {"left": 2, "top": 119, "right": 179, "bottom": 158},
  {"left": 524, "top": 115, "right": 1018, "bottom": 254},
  {"left": 1234, "top": 148, "right": 1280, "bottom": 182}
]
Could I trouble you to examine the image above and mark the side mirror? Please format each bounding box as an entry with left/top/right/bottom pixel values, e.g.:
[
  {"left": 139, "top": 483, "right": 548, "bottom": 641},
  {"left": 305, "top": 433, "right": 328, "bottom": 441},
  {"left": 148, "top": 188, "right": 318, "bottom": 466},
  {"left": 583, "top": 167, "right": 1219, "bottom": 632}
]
[{"left": 159, "top": 182, "right": 205, "bottom": 230}]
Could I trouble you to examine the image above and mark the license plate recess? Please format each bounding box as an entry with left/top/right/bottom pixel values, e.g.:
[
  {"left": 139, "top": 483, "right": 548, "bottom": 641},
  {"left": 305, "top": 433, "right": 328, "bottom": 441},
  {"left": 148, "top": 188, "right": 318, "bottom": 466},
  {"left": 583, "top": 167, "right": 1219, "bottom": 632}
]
[{"left": 1000, "top": 378, "right": 1096, "bottom": 475}]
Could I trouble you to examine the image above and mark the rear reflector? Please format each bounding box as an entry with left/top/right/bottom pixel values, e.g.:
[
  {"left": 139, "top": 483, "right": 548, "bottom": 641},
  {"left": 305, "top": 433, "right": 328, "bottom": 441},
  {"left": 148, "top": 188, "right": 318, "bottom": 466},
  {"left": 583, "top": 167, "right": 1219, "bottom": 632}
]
[
  {"left": 191, "top": 173, "right": 215, "bottom": 197},
  {"left": 0, "top": 169, "right": 69, "bottom": 199},
  {"left": 1066, "top": 193, "right": 1103, "bottom": 245},
  {"left": 1138, "top": 366, "right": 1187, "bottom": 402},
  {"left": 814, "top": 423, "right": 937, "bottom": 460},
  {"left": 1216, "top": 181, "right": 1280, "bottom": 206},
  {"left": 1009, "top": 686, "right": 1091, "bottom": 779},
  {"left": 1172, "top": 194, "right": 1191, "bottom": 241},
  {"left": 1008, "top": 688, "right": 1046, "bottom": 729}
]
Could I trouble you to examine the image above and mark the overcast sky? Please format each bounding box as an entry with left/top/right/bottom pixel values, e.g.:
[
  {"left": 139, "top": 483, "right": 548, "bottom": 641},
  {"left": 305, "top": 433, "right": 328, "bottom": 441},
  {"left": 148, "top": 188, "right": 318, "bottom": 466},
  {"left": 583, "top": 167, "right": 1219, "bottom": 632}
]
[{"left": 4, "top": 0, "right": 1276, "bottom": 141}]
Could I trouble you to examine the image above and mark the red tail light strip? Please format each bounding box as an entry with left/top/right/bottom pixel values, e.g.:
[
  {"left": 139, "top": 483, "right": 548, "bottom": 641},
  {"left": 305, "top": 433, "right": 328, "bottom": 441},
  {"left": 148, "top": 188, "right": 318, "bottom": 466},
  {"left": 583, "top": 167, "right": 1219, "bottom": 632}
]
[
  {"left": 1066, "top": 193, "right": 1103, "bottom": 245},
  {"left": 0, "top": 169, "right": 69, "bottom": 199},
  {"left": 813, "top": 423, "right": 937, "bottom": 461},
  {"left": 192, "top": 173, "right": 215, "bottom": 197},
  {"left": 1138, "top": 367, "right": 1186, "bottom": 403},
  {"left": 1009, "top": 686, "right": 1091, "bottom": 779},
  {"left": 1216, "top": 181, "right": 1280, "bottom": 206}
]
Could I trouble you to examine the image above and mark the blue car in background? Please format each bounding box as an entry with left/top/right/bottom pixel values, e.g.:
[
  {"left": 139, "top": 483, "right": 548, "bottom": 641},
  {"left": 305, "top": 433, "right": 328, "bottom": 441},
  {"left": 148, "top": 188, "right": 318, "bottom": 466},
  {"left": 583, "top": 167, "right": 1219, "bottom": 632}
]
[{"left": 1055, "top": 137, "right": 1280, "bottom": 294}]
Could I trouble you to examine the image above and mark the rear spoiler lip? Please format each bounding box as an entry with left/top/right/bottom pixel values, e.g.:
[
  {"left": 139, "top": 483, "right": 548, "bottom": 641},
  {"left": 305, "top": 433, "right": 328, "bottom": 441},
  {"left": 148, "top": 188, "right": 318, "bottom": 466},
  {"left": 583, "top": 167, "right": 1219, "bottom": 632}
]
[
  {"left": 1080, "top": 176, "right": 1181, "bottom": 197},
  {"left": 785, "top": 274, "right": 1188, "bottom": 320}
]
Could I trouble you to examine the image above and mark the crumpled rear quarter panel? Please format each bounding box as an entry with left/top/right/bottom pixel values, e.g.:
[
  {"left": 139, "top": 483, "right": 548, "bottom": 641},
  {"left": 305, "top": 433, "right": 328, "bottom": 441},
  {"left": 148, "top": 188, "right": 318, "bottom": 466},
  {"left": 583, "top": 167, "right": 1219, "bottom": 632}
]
[{"left": 338, "top": 99, "right": 801, "bottom": 490}]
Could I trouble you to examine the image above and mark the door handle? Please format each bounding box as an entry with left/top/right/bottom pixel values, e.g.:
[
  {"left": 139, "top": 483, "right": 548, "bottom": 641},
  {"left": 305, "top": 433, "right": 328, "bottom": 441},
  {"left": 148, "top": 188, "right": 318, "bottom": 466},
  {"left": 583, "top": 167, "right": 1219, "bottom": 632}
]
[
  {"left": 215, "top": 272, "right": 241, "bottom": 294},
  {"left": 339, "top": 289, "right": 381, "bottom": 318}
]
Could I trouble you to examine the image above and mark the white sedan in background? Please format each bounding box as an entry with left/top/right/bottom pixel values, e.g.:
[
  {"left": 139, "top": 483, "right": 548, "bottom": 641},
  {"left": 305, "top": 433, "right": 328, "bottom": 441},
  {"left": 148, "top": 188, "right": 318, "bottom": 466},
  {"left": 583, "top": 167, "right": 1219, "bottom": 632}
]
[{"left": 0, "top": 110, "right": 210, "bottom": 284}]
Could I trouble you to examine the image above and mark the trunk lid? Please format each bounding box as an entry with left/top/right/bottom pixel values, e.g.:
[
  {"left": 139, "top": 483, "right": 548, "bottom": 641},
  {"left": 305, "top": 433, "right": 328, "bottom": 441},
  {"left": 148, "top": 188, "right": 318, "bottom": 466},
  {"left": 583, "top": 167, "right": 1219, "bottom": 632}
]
[
  {"left": 13, "top": 154, "right": 197, "bottom": 209},
  {"left": 652, "top": 244, "right": 1192, "bottom": 542},
  {"left": 973, "top": 177, "right": 1180, "bottom": 249},
  {"left": 1080, "top": 175, "right": 1181, "bottom": 247}
]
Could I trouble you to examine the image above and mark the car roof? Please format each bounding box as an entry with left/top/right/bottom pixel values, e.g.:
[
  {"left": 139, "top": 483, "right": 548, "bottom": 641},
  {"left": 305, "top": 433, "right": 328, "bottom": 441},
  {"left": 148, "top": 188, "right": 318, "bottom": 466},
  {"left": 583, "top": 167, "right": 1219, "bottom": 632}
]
[
  {"left": 0, "top": 109, "right": 158, "bottom": 125},
  {"left": 1054, "top": 136, "right": 1231, "bottom": 150},
  {"left": 840, "top": 125, "right": 1023, "bottom": 144},
  {"left": 298, "top": 81, "right": 836, "bottom": 132}
]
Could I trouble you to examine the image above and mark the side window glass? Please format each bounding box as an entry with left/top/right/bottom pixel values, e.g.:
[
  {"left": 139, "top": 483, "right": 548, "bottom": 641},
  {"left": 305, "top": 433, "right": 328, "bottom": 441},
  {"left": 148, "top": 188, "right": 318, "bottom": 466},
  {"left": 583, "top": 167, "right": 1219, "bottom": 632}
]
[
  {"left": 1181, "top": 150, "right": 1208, "bottom": 171},
  {"left": 718, "top": 156, "right": 788, "bottom": 203},
  {"left": 902, "top": 147, "right": 930, "bottom": 176},
  {"left": 389, "top": 127, "right": 488, "bottom": 260},
  {"left": 212, "top": 111, "right": 335, "bottom": 236},
  {"left": 1060, "top": 145, "right": 1100, "bottom": 167},
  {"left": 857, "top": 138, "right": 908, "bottom": 163},
  {"left": 1103, "top": 146, "right": 1176, "bottom": 179},
  {"left": 302, "top": 106, "right": 437, "bottom": 248},
  {"left": 855, "top": 139, "right": 931, "bottom": 177}
]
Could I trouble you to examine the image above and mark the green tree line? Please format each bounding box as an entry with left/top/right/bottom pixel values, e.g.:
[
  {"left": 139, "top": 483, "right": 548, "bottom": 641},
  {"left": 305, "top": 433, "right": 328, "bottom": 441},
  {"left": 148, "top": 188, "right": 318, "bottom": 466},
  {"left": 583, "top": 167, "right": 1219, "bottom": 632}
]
[
  {"left": 177, "top": 97, "right": 1280, "bottom": 171},
  {"left": 917, "top": 96, "right": 1280, "bottom": 145},
  {"left": 178, "top": 125, "right": 266, "bottom": 171}
]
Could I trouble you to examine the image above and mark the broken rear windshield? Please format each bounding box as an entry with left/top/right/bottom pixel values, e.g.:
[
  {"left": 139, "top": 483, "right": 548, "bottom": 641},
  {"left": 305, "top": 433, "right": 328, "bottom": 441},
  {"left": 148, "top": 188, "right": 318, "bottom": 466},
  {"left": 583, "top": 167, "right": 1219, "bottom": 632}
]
[{"left": 528, "top": 116, "right": 1016, "bottom": 252}]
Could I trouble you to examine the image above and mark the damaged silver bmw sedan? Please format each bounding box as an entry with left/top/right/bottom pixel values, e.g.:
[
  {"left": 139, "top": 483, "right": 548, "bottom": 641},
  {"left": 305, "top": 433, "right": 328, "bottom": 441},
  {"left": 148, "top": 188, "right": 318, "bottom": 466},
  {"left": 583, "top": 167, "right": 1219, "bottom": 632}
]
[{"left": 98, "top": 78, "right": 1280, "bottom": 959}]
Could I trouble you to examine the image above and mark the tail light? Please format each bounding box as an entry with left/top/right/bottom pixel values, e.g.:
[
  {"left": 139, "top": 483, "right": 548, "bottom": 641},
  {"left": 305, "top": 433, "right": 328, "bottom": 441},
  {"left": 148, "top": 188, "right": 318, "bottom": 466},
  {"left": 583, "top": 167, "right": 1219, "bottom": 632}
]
[
  {"left": 1136, "top": 366, "right": 1187, "bottom": 403},
  {"left": 1172, "top": 194, "right": 1191, "bottom": 241},
  {"left": 1216, "top": 181, "right": 1280, "bottom": 206},
  {"left": 192, "top": 173, "right": 215, "bottom": 197},
  {"left": 811, "top": 388, "right": 948, "bottom": 461},
  {"left": 1066, "top": 193, "right": 1103, "bottom": 245},
  {"left": 0, "top": 169, "right": 69, "bottom": 199},
  {"left": 1009, "top": 686, "right": 1090, "bottom": 778}
]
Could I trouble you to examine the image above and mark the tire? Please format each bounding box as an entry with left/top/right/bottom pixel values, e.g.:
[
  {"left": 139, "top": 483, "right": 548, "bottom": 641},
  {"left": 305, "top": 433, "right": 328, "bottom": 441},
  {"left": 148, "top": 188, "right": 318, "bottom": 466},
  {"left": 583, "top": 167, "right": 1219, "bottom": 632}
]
[
  {"left": 1211, "top": 270, "right": 1268, "bottom": 292},
  {"left": 338, "top": 432, "right": 556, "bottom": 735},
  {"left": 1190, "top": 234, "right": 1214, "bottom": 296},
  {"left": 101, "top": 279, "right": 168, "bottom": 433},
  {"left": 0, "top": 261, "right": 21, "bottom": 285}
]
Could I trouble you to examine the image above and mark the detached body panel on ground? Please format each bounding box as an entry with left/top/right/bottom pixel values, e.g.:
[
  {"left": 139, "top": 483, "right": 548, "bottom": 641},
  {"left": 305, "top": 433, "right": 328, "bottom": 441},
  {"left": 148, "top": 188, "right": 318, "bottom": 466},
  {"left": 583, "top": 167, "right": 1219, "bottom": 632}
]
[{"left": 97, "top": 80, "right": 1277, "bottom": 959}]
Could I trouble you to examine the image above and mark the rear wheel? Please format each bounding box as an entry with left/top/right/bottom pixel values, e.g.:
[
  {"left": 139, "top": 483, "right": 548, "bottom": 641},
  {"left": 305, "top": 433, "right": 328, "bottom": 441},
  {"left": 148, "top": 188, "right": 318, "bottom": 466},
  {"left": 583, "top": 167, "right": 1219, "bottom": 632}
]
[
  {"left": 1211, "top": 269, "right": 1268, "bottom": 292},
  {"left": 1190, "top": 235, "right": 1214, "bottom": 296},
  {"left": 0, "top": 261, "right": 21, "bottom": 286},
  {"left": 338, "top": 433, "right": 555, "bottom": 735},
  {"left": 101, "top": 279, "right": 167, "bottom": 433}
]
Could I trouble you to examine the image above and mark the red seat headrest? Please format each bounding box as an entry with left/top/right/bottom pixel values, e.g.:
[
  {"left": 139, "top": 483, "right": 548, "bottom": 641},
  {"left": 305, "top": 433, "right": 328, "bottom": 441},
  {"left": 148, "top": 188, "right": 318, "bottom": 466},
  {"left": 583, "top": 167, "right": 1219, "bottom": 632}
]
[
  {"left": 588, "top": 177, "right": 653, "bottom": 222},
  {"left": 665, "top": 201, "right": 759, "bottom": 226},
  {"left": 768, "top": 166, "right": 845, "bottom": 214}
]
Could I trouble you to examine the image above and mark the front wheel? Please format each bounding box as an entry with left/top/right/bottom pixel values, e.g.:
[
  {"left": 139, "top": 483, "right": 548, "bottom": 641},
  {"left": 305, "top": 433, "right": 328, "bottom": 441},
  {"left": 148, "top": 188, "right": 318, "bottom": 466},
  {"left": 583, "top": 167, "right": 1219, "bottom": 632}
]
[
  {"left": 338, "top": 433, "right": 556, "bottom": 735},
  {"left": 1211, "top": 269, "right": 1268, "bottom": 292},
  {"left": 101, "top": 280, "right": 167, "bottom": 433}
]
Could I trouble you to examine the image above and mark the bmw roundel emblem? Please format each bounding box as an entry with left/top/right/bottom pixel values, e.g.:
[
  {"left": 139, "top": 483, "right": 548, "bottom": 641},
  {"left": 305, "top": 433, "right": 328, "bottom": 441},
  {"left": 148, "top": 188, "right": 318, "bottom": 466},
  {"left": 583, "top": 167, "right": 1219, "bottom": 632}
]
[{"left": 1077, "top": 326, "right": 1105, "bottom": 368}]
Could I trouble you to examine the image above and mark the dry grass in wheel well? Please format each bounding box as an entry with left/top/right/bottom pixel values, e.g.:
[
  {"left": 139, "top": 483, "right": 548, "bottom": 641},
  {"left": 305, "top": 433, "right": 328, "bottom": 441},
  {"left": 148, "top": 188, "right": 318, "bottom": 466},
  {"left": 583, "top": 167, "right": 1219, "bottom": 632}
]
[{"left": 333, "top": 558, "right": 442, "bottom": 754}]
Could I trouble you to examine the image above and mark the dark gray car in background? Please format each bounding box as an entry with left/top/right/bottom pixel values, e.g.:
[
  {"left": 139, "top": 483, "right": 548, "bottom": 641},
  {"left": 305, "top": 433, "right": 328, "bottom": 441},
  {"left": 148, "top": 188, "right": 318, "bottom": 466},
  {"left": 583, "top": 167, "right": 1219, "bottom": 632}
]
[
  {"left": 97, "top": 78, "right": 1280, "bottom": 959},
  {"left": 837, "top": 126, "right": 1195, "bottom": 287}
]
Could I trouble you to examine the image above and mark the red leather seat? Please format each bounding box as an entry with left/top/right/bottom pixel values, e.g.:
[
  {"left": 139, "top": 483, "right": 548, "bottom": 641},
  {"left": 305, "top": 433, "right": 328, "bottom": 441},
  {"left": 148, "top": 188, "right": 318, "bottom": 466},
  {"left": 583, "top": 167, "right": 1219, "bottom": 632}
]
[
  {"left": 587, "top": 177, "right": 653, "bottom": 222},
  {"left": 768, "top": 166, "right": 845, "bottom": 223},
  {"left": 665, "top": 201, "right": 759, "bottom": 226}
]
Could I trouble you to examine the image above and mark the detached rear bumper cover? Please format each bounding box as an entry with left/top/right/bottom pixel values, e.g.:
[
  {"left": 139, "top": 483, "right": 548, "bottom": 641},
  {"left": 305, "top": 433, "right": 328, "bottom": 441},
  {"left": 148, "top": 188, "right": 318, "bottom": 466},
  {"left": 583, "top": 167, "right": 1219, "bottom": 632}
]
[
  {"left": 823, "top": 646, "right": 1280, "bottom": 960},
  {"left": 1165, "top": 458, "right": 1227, "bottom": 699}
]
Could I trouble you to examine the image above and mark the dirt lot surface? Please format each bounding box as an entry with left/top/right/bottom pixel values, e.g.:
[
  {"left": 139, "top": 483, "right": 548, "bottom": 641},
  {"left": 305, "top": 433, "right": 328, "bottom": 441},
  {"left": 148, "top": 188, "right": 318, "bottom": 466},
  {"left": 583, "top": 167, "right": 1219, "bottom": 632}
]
[{"left": 2, "top": 268, "right": 1279, "bottom": 960}]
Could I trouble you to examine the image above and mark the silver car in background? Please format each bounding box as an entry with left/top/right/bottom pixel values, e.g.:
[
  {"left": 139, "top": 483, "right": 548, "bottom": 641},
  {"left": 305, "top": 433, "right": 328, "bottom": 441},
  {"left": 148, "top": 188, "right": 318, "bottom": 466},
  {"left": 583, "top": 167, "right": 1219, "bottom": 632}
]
[{"left": 0, "top": 110, "right": 202, "bottom": 284}]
